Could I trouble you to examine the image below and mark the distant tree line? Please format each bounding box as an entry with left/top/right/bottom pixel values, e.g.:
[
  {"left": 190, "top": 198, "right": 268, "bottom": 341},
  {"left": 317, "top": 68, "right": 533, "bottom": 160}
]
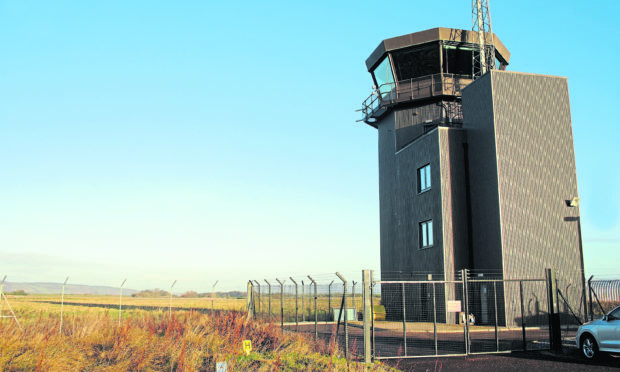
[{"left": 132, "top": 289, "right": 245, "bottom": 298}]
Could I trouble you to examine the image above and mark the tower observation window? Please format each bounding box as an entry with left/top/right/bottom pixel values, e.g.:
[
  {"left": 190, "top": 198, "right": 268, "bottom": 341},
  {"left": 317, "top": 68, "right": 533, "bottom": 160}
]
[
  {"left": 442, "top": 44, "right": 477, "bottom": 78},
  {"left": 391, "top": 43, "right": 440, "bottom": 81}
]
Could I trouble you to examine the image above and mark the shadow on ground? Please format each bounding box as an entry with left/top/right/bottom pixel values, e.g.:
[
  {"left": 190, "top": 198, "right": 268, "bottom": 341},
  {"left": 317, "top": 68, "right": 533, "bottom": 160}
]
[{"left": 383, "top": 347, "right": 619, "bottom": 372}]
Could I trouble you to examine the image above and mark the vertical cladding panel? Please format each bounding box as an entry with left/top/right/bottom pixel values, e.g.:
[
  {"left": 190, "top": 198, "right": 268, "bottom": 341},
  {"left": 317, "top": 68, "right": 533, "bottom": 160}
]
[
  {"left": 489, "top": 71, "right": 583, "bottom": 306},
  {"left": 378, "top": 111, "right": 446, "bottom": 280},
  {"left": 378, "top": 114, "right": 398, "bottom": 280},
  {"left": 462, "top": 73, "right": 504, "bottom": 272},
  {"left": 438, "top": 127, "right": 469, "bottom": 280},
  {"left": 463, "top": 70, "right": 584, "bottom": 323}
]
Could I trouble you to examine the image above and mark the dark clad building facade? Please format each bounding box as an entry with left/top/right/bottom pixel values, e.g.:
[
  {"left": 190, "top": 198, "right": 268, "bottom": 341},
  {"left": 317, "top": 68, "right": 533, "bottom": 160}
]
[{"left": 361, "top": 28, "right": 584, "bottom": 324}]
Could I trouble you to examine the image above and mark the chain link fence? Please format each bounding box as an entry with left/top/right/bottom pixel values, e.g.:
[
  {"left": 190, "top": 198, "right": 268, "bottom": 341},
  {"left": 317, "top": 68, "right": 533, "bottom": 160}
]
[
  {"left": 248, "top": 273, "right": 365, "bottom": 359},
  {"left": 248, "top": 269, "right": 618, "bottom": 362}
]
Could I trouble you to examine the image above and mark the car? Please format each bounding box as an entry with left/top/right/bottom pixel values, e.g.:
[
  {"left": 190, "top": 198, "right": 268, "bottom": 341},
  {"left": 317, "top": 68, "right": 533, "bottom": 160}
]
[{"left": 576, "top": 305, "right": 620, "bottom": 359}]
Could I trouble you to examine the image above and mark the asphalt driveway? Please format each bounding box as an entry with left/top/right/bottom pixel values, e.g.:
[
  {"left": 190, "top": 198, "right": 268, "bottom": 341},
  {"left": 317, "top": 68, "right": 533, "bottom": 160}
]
[{"left": 383, "top": 347, "right": 619, "bottom": 371}]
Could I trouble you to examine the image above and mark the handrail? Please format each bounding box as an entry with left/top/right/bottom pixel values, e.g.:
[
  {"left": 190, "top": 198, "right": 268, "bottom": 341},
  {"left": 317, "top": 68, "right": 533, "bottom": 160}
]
[{"left": 359, "top": 73, "right": 472, "bottom": 123}]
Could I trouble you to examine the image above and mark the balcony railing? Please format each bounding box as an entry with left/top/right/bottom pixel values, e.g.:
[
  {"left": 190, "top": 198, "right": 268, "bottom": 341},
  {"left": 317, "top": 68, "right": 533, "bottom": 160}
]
[{"left": 359, "top": 73, "right": 472, "bottom": 124}]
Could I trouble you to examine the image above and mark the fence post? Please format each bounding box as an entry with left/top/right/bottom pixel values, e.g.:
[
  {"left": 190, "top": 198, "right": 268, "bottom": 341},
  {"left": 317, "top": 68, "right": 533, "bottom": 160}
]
[
  {"left": 370, "top": 270, "right": 375, "bottom": 356},
  {"left": 493, "top": 280, "right": 499, "bottom": 351},
  {"left": 352, "top": 281, "right": 357, "bottom": 313},
  {"left": 276, "top": 279, "right": 285, "bottom": 330},
  {"left": 546, "top": 268, "right": 562, "bottom": 353},
  {"left": 519, "top": 280, "right": 526, "bottom": 351},
  {"left": 328, "top": 280, "right": 334, "bottom": 320},
  {"left": 60, "top": 276, "right": 69, "bottom": 336},
  {"left": 432, "top": 282, "right": 438, "bottom": 356},
  {"left": 462, "top": 269, "right": 470, "bottom": 355},
  {"left": 119, "top": 278, "right": 126, "bottom": 327},
  {"left": 362, "top": 270, "right": 372, "bottom": 364},
  {"left": 211, "top": 280, "right": 218, "bottom": 315},
  {"left": 253, "top": 280, "right": 261, "bottom": 316},
  {"left": 289, "top": 277, "right": 299, "bottom": 331},
  {"left": 246, "top": 281, "right": 254, "bottom": 318},
  {"left": 301, "top": 280, "right": 305, "bottom": 322},
  {"left": 264, "top": 279, "right": 271, "bottom": 319},
  {"left": 587, "top": 275, "right": 594, "bottom": 321},
  {"left": 401, "top": 282, "right": 407, "bottom": 356},
  {"left": 307, "top": 275, "right": 318, "bottom": 342},
  {"left": 336, "top": 272, "right": 348, "bottom": 359}
]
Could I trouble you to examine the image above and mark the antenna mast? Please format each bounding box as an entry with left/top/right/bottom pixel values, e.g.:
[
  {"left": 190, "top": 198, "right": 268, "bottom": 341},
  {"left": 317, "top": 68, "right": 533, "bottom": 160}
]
[{"left": 472, "top": 0, "right": 495, "bottom": 79}]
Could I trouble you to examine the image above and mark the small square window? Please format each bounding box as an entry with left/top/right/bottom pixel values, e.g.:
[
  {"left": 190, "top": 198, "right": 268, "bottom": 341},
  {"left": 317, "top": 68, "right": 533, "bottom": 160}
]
[
  {"left": 418, "top": 164, "right": 431, "bottom": 193},
  {"left": 419, "top": 220, "right": 433, "bottom": 249}
]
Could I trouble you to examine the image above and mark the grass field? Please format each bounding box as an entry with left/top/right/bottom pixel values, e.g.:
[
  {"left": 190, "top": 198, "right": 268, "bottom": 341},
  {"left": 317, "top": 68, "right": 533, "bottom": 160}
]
[{"left": 0, "top": 294, "right": 393, "bottom": 371}]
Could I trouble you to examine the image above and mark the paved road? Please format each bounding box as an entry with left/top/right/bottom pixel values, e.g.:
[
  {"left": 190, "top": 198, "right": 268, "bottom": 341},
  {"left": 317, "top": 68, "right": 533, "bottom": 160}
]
[{"left": 383, "top": 348, "right": 620, "bottom": 371}]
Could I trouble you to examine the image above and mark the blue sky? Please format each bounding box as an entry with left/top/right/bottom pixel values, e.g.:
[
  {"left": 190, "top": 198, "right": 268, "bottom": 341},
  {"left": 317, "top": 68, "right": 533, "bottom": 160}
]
[{"left": 1, "top": 1, "right": 618, "bottom": 292}]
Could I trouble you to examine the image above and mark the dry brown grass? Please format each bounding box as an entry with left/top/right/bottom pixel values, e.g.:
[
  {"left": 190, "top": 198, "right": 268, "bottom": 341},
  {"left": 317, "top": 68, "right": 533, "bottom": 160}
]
[{"left": 0, "top": 302, "right": 392, "bottom": 371}]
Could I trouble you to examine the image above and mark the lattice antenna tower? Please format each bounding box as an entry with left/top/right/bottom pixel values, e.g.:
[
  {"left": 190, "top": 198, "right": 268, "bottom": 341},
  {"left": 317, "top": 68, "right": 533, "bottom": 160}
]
[{"left": 472, "top": 0, "right": 496, "bottom": 79}]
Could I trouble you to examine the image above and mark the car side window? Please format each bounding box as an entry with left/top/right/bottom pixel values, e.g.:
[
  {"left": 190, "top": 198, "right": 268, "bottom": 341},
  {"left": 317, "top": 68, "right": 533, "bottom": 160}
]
[{"left": 609, "top": 307, "right": 620, "bottom": 320}]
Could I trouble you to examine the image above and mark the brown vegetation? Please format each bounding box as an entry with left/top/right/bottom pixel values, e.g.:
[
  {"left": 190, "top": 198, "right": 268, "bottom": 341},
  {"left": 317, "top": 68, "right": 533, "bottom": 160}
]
[{"left": 0, "top": 308, "right": 391, "bottom": 371}]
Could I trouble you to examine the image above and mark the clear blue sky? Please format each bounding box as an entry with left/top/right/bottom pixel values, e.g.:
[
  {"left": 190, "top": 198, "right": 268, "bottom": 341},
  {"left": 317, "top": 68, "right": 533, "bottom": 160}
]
[{"left": 1, "top": 1, "right": 618, "bottom": 292}]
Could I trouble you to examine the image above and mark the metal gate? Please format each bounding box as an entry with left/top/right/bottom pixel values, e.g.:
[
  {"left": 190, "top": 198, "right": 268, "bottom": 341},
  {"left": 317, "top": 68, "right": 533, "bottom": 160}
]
[{"left": 370, "top": 271, "right": 551, "bottom": 359}]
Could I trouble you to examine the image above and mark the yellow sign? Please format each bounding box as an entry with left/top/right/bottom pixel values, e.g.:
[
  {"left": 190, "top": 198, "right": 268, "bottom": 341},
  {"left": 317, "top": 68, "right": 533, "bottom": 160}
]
[{"left": 243, "top": 340, "right": 252, "bottom": 355}]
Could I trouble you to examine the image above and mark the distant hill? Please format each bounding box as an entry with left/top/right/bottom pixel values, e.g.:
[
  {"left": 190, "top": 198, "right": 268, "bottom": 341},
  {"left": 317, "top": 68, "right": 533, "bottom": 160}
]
[{"left": 2, "top": 282, "right": 138, "bottom": 296}]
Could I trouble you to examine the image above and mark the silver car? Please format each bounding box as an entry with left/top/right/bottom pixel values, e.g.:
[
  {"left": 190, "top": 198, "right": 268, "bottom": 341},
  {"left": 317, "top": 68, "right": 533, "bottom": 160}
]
[{"left": 576, "top": 305, "right": 620, "bottom": 359}]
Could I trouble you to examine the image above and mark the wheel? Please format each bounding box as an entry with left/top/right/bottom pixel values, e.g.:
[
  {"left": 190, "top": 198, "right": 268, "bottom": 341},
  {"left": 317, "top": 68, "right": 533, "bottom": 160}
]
[{"left": 581, "top": 335, "right": 598, "bottom": 359}]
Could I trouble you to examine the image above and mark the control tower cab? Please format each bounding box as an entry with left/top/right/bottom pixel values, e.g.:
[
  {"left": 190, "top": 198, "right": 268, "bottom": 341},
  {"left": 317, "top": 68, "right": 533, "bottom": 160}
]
[{"left": 360, "top": 28, "right": 510, "bottom": 151}]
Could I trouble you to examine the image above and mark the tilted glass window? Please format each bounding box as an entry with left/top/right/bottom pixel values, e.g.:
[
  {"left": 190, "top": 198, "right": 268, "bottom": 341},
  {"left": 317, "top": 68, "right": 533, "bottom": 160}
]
[
  {"left": 372, "top": 56, "right": 395, "bottom": 96},
  {"left": 420, "top": 220, "right": 433, "bottom": 249},
  {"left": 418, "top": 164, "right": 431, "bottom": 193}
]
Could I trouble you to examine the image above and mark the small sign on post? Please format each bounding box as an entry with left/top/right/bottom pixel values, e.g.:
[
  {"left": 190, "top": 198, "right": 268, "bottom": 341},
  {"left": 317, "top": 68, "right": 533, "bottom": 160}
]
[
  {"left": 243, "top": 340, "right": 252, "bottom": 355},
  {"left": 216, "top": 361, "right": 227, "bottom": 372},
  {"left": 447, "top": 300, "right": 461, "bottom": 313}
]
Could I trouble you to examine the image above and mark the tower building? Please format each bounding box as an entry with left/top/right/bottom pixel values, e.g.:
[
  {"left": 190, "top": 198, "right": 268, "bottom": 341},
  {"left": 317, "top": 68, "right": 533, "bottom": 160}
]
[{"left": 360, "top": 28, "right": 585, "bottom": 324}]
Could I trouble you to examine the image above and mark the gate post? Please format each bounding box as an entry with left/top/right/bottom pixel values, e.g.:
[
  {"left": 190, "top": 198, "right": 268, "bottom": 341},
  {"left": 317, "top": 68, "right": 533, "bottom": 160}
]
[
  {"left": 587, "top": 275, "right": 594, "bottom": 321},
  {"left": 546, "top": 268, "right": 562, "bottom": 353},
  {"left": 432, "top": 282, "right": 438, "bottom": 355},
  {"left": 462, "top": 269, "right": 470, "bottom": 355},
  {"left": 401, "top": 282, "right": 407, "bottom": 356},
  {"left": 519, "top": 280, "right": 527, "bottom": 350},
  {"left": 362, "top": 270, "right": 372, "bottom": 364}
]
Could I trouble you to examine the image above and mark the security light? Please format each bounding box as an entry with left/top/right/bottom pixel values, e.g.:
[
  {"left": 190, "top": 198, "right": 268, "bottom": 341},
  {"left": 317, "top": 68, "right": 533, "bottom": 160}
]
[{"left": 566, "top": 197, "right": 580, "bottom": 207}]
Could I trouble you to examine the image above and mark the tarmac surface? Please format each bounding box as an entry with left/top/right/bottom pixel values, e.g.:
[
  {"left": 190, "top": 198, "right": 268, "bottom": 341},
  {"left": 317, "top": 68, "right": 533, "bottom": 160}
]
[{"left": 382, "top": 347, "right": 620, "bottom": 371}]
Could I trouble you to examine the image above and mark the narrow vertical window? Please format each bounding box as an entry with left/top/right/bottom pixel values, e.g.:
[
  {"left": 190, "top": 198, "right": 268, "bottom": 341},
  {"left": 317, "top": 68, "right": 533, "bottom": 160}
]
[
  {"left": 419, "top": 220, "right": 433, "bottom": 248},
  {"left": 418, "top": 164, "right": 431, "bottom": 193}
]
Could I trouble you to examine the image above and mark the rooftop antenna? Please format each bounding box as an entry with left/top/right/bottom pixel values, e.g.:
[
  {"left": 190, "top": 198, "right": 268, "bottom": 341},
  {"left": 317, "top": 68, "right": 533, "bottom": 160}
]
[{"left": 472, "top": 0, "right": 496, "bottom": 79}]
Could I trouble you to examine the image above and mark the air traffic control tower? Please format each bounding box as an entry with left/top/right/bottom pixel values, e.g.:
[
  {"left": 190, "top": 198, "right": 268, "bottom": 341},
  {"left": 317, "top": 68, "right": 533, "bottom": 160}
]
[{"left": 360, "top": 28, "right": 585, "bottom": 324}]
